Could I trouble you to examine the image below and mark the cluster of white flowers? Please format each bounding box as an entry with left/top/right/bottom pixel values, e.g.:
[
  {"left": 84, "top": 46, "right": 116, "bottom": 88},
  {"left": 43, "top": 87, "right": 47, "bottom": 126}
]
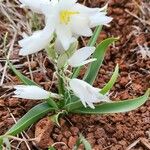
[{"left": 14, "top": 0, "right": 112, "bottom": 108}]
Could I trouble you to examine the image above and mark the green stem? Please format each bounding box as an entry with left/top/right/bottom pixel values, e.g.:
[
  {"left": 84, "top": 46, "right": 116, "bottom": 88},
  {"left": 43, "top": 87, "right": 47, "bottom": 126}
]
[
  {"left": 71, "top": 67, "right": 81, "bottom": 79},
  {"left": 58, "top": 75, "right": 65, "bottom": 95},
  {"left": 47, "top": 98, "right": 59, "bottom": 110}
]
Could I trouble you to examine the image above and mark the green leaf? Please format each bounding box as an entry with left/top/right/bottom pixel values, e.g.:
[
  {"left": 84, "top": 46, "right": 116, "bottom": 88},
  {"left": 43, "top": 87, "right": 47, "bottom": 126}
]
[
  {"left": 50, "top": 110, "right": 66, "bottom": 127},
  {"left": 100, "top": 64, "right": 119, "bottom": 95},
  {"left": 71, "top": 89, "right": 150, "bottom": 114},
  {"left": 71, "top": 26, "right": 102, "bottom": 78},
  {"left": 0, "top": 138, "right": 3, "bottom": 150},
  {"left": 0, "top": 145, "right": 2, "bottom": 150},
  {"left": 48, "top": 146, "right": 56, "bottom": 150},
  {"left": 88, "top": 26, "right": 102, "bottom": 46},
  {"left": 83, "top": 37, "right": 118, "bottom": 85},
  {"left": 57, "top": 54, "right": 68, "bottom": 69},
  {"left": 57, "top": 41, "right": 78, "bottom": 69},
  {"left": 73, "top": 134, "right": 92, "bottom": 150},
  {"left": 79, "top": 134, "right": 92, "bottom": 150},
  {"left": 8, "top": 61, "right": 38, "bottom": 86},
  {"left": 46, "top": 44, "right": 57, "bottom": 61},
  {"left": 64, "top": 100, "right": 83, "bottom": 112},
  {"left": 47, "top": 98, "right": 58, "bottom": 109},
  {"left": 6, "top": 103, "right": 54, "bottom": 136}
]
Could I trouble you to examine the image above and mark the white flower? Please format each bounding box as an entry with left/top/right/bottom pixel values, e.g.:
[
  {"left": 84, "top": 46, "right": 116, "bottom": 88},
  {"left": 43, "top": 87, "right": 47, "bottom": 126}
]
[
  {"left": 44, "top": 0, "right": 112, "bottom": 50},
  {"left": 19, "top": 0, "right": 112, "bottom": 56},
  {"left": 13, "top": 85, "right": 50, "bottom": 100},
  {"left": 19, "top": 0, "right": 51, "bottom": 14},
  {"left": 68, "top": 47, "right": 96, "bottom": 67},
  {"left": 54, "top": 38, "right": 77, "bottom": 54},
  {"left": 69, "top": 79, "right": 110, "bottom": 109},
  {"left": 19, "top": 26, "right": 54, "bottom": 56}
]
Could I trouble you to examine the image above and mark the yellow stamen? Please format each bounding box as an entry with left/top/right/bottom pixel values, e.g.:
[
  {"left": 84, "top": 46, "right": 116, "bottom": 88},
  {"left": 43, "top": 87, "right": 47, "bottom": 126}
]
[{"left": 60, "top": 10, "right": 79, "bottom": 25}]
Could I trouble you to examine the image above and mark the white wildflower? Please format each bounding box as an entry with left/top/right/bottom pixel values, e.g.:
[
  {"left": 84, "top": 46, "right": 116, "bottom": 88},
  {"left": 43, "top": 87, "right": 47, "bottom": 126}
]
[
  {"left": 13, "top": 85, "right": 50, "bottom": 100},
  {"left": 44, "top": 0, "right": 112, "bottom": 50},
  {"left": 68, "top": 47, "right": 96, "bottom": 67},
  {"left": 19, "top": 0, "right": 112, "bottom": 55},
  {"left": 69, "top": 79, "right": 110, "bottom": 109},
  {"left": 18, "top": 26, "right": 54, "bottom": 56}
]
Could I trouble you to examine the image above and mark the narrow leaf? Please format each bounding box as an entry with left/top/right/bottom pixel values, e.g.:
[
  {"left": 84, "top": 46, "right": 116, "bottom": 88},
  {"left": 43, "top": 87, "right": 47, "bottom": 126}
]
[
  {"left": 47, "top": 98, "right": 58, "bottom": 109},
  {"left": 48, "top": 146, "right": 56, "bottom": 150},
  {"left": 65, "top": 100, "right": 83, "bottom": 112},
  {"left": 88, "top": 26, "right": 102, "bottom": 46},
  {"left": 79, "top": 134, "right": 92, "bottom": 150},
  {"left": 50, "top": 111, "right": 66, "bottom": 127},
  {"left": 100, "top": 64, "right": 119, "bottom": 95},
  {"left": 0, "top": 138, "right": 3, "bottom": 150},
  {"left": 8, "top": 61, "right": 38, "bottom": 86},
  {"left": 73, "top": 134, "right": 92, "bottom": 150},
  {"left": 6, "top": 103, "right": 54, "bottom": 136},
  {"left": 72, "top": 89, "right": 150, "bottom": 114},
  {"left": 46, "top": 44, "right": 57, "bottom": 61},
  {"left": 83, "top": 37, "right": 118, "bottom": 85},
  {"left": 57, "top": 54, "right": 68, "bottom": 69}
]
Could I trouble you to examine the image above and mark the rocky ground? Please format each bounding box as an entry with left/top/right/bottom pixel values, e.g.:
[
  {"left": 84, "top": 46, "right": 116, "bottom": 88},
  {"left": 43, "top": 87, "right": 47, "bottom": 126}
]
[{"left": 0, "top": 0, "right": 150, "bottom": 149}]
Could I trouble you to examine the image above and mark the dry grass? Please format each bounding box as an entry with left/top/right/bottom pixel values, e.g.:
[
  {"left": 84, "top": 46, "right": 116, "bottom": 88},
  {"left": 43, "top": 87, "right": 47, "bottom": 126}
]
[{"left": 0, "top": 0, "right": 46, "bottom": 90}]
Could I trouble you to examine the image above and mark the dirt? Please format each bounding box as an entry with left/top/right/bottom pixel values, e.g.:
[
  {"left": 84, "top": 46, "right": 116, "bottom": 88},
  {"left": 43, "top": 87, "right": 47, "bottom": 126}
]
[{"left": 0, "top": 0, "right": 150, "bottom": 149}]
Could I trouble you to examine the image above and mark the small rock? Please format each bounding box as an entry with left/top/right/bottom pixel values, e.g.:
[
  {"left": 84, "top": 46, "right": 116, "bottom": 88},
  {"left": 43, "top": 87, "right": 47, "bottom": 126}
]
[
  {"left": 68, "top": 136, "right": 77, "bottom": 148},
  {"left": 8, "top": 98, "right": 20, "bottom": 107},
  {"left": 70, "top": 127, "right": 79, "bottom": 136},
  {"left": 35, "top": 117, "right": 54, "bottom": 149},
  {"left": 0, "top": 99, "right": 5, "bottom": 107},
  {"left": 63, "top": 131, "right": 72, "bottom": 138},
  {"left": 120, "top": 77, "right": 129, "bottom": 87},
  {"left": 24, "top": 61, "right": 37, "bottom": 69},
  {"left": 57, "top": 134, "right": 63, "bottom": 141}
]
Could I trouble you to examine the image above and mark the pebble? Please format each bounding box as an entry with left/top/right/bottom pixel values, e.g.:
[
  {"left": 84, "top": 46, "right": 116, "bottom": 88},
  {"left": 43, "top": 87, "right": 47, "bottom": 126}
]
[{"left": 68, "top": 136, "right": 77, "bottom": 148}]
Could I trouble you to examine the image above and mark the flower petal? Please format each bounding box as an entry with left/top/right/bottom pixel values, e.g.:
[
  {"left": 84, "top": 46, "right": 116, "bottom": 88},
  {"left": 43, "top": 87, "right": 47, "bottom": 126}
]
[
  {"left": 68, "top": 47, "right": 95, "bottom": 67},
  {"left": 19, "top": 0, "right": 51, "bottom": 14},
  {"left": 72, "top": 3, "right": 100, "bottom": 14},
  {"left": 58, "top": 0, "right": 77, "bottom": 9},
  {"left": 89, "top": 12, "right": 113, "bottom": 28},
  {"left": 56, "top": 24, "right": 75, "bottom": 50},
  {"left": 54, "top": 38, "right": 65, "bottom": 54},
  {"left": 69, "top": 79, "right": 87, "bottom": 107},
  {"left": 69, "top": 58, "right": 96, "bottom": 67},
  {"left": 19, "top": 26, "right": 54, "bottom": 56},
  {"left": 13, "top": 85, "right": 50, "bottom": 100},
  {"left": 71, "top": 15, "right": 93, "bottom": 37},
  {"left": 86, "top": 101, "right": 95, "bottom": 109},
  {"left": 69, "top": 78, "right": 110, "bottom": 108}
]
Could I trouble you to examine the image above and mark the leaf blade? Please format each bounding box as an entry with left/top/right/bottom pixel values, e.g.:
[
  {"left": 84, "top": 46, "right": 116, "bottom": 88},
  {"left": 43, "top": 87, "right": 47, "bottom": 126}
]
[
  {"left": 83, "top": 37, "right": 118, "bottom": 85},
  {"left": 80, "top": 134, "right": 92, "bottom": 150},
  {"left": 71, "top": 89, "right": 150, "bottom": 114},
  {"left": 100, "top": 64, "right": 119, "bottom": 94},
  {"left": 8, "top": 61, "right": 38, "bottom": 86},
  {"left": 88, "top": 26, "right": 102, "bottom": 46},
  {"left": 6, "top": 103, "right": 54, "bottom": 136}
]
